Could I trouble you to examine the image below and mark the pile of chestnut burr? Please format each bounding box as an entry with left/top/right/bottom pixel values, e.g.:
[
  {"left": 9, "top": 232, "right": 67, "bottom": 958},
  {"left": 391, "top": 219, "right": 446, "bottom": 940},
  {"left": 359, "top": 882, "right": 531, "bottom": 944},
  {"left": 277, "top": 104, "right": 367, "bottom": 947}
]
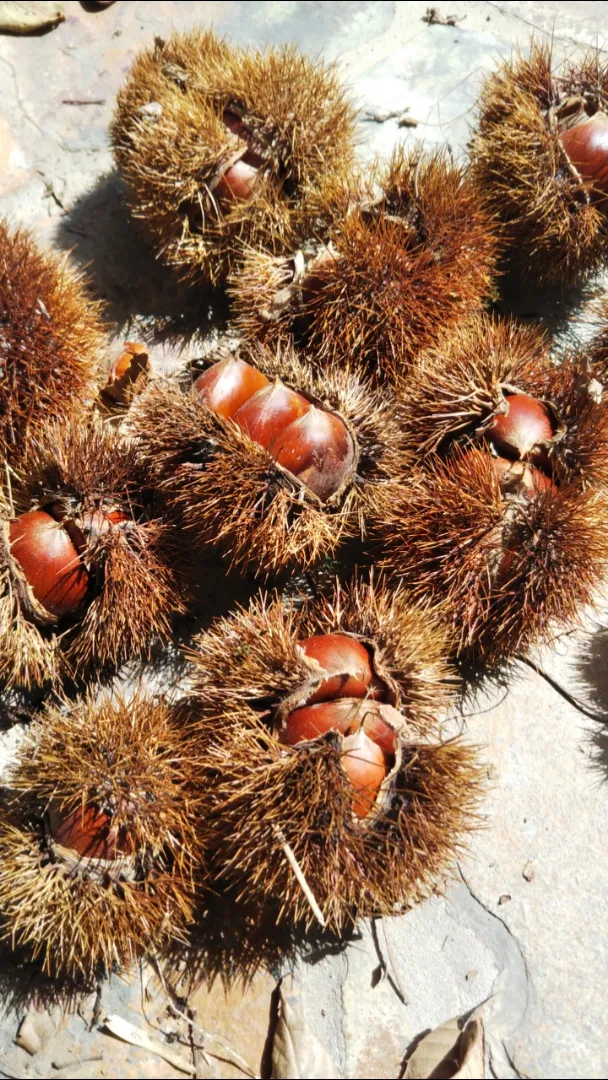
[{"left": 1, "top": 28, "right": 608, "bottom": 983}]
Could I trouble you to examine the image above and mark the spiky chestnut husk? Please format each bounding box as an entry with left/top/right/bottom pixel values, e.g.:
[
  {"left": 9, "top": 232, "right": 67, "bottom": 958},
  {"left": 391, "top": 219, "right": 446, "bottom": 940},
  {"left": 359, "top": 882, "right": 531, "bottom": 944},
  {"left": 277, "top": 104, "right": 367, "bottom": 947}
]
[
  {"left": 469, "top": 43, "right": 608, "bottom": 285},
  {"left": 399, "top": 315, "right": 608, "bottom": 490},
  {"left": 230, "top": 148, "right": 498, "bottom": 379},
  {"left": 377, "top": 446, "right": 608, "bottom": 664},
  {"left": 0, "top": 691, "right": 203, "bottom": 980},
  {"left": 111, "top": 29, "right": 356, "bottom": 287},
  {"left": 0, "top": 419, "right": 185, "bottom": 689},
  {"left": 186, "top": 577, "right": 482, "bottom": 932},
  {"left": 0, "top": 220, "right": 104, "bottom": 465},
  {"left": 132, "top": 342, "right": 409, "bottom": 576}
]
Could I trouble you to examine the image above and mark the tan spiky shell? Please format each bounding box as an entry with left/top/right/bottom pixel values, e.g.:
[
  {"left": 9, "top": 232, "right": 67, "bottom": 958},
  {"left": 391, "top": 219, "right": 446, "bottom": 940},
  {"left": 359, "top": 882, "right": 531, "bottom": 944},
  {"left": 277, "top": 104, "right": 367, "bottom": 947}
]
[
  {"left": 187, "top": 578, "right": 482, "bottom": 932},
  {"left": 0, "top": 418, "right": 184, "bottom": 689},
  {"left": 0, "top": 220, "right": 104, "bottom": 465},
  {"left": 0, "top": 691, "right": 203, "bottom": 980},
  {"left": 378, "top": 448, "right": 608, "bottom": 664},
  {"left": 112, "top": 29, "right": 356, "bottom": 287},
  {"left": 132, "top": 341, "right": 410, "bottom": 576},
  {"left": 230, "top": 148, "right": 498, "bottom": 378},
  {"left": 399, "top": 314, "right": 608, "bottom": 489},
  {"left": 470, "top": 43, "right": 608, "bottom": 284}
]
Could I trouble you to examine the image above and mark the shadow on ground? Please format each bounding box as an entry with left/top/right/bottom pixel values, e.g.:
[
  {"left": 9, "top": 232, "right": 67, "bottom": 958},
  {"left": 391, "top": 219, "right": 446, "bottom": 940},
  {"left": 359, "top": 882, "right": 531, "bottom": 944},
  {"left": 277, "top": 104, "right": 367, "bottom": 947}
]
[
  {"left": 576, "top": 623, "right": 608, "bottom": 780},
  {"left": 55, "top": 173, "right": 230, "bottom": 347}
]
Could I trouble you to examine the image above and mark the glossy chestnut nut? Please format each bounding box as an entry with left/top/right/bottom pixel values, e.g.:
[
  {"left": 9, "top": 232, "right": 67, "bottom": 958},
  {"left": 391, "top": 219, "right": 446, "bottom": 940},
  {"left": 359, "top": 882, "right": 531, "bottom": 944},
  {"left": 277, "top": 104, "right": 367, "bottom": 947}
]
[
  {"left": 486, "top": 394, "right": 555, "bottom": 463},
  {"left": 233, "top": 381, "right": 310, "bottom": 448},
  {"left": 215, "top": 159, "right": 259, "bottom": 202},
  {"left": 491, "top": 455, "right": 555, "bottom": 496},
  {"left": 559, "top": 111, "right": 608, "bottom": 195},
  {"left": 110, "top": 342, "right": 148, "bottom": 383},
  {"left": 341, "top": 729, "right": 387, "bottom": 818},
  {"left": 283, "top": 698, "right": 398, "bottom": 756},
  {"left": 195, "top": 357, "right": 270, "bottom": 418},
  {"left": 9, "top": 511, "right": 90, "bottom": 617},
  {"left": 269, "top": 406, "right": 355, "bottom": 500},
  {"left": 298, "top": 633, "right": 382, "bottom": 704},
  {"left": 48, "top": 802, "right": 134, "bottom": 860}
]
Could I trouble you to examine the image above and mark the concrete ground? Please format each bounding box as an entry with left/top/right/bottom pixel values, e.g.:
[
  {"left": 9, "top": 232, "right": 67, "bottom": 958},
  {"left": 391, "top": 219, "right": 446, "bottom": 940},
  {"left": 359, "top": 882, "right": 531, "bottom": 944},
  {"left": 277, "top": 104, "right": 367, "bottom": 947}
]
[{"left": 1, "top": 3, "right": 608, "bottom": 1079}]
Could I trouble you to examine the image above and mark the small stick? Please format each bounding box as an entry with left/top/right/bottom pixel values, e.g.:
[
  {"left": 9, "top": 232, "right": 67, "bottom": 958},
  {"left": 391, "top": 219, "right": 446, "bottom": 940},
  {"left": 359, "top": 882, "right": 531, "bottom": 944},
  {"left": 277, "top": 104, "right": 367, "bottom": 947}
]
[
  {"left": 151, "top": 959, "right": 258, "bottom": 1079},
  {"left": 273, "top": 824, "right": 326, "bottom": 928}
]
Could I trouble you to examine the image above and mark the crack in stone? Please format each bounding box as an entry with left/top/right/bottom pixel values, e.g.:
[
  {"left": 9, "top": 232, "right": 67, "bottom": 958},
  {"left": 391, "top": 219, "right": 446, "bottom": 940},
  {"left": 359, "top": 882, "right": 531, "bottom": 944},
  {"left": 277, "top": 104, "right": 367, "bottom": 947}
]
[
  {"left": 338, "top": 949, "right": 350, "bottom": 1079},
  {"left": 456, "top": 868, "right": 532, "bottom": 1080},
  {"left": 458, "top": 868, "right": 531, "bottom": 1009},
  {"left": 0, "top": 55, "right": 65, "bottom": 153}
]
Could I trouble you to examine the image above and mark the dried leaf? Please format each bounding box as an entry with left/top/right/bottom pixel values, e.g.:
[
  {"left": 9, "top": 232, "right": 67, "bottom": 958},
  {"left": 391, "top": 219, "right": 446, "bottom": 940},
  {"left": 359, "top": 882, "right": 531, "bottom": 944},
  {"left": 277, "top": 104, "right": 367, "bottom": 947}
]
[
  {"left": 271, "top": 977, "right": 341, "bottom": 1079},
  {"left": 0, "top": 2, "right": 65, "bottom": 34},
  {"left": 405, "top": 1017, "right": 486, "bottom": 1079},
  {"left": 103, "top": 1015, "right": 196, "bottom": 1076}
]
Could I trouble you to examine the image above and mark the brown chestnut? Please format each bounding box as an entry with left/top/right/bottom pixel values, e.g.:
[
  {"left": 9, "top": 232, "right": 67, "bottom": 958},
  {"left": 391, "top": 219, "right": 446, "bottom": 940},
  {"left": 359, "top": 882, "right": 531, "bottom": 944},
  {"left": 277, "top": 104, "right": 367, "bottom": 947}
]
[
  {"left": 110, "top": 342, "right": 148, "bottom": 384},
  {"left": 215, "top": 159, "right": 259, "bottom": 202},
  {"left": 48, "top": 802, "right": 134, "bottom": 860},
  {"left": 298, "top": 633, "right": 381, "bottom": 704},
  {"left": 486, "top": 394, "right": 555, "bottom": 463},
  {"left": 195, "top": 357, "right": 270, "bottom": 418},
  {"left": 490, "top": 455, "right": 556, "bottom": 496},
  {"left": 283, "top": 698, "right": 397, "bottom": 756},
  {"left": 559, "top": 111, "right": 608, "bottom": 195},
  {"left": 341, "top": 728, "right": 387, "bottom": 818},
  {"left": 269, "top": 406, "right": 356, "bottom": 500},
  {"left": 233, "top": 381, "right": 311, "bottom": 448},
  {"left": 9, "top": 511, "right": 90, "bottom": 617},
  {"left": 283, "top": 698, "right": 364, "bottom": 745}
]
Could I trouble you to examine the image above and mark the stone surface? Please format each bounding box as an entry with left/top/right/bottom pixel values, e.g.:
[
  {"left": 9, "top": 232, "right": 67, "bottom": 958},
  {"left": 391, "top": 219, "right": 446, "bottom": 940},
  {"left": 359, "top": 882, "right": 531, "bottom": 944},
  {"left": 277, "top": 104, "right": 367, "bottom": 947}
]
[{"left": 2, "top": 3, "right": 608, "bottom": 1079}]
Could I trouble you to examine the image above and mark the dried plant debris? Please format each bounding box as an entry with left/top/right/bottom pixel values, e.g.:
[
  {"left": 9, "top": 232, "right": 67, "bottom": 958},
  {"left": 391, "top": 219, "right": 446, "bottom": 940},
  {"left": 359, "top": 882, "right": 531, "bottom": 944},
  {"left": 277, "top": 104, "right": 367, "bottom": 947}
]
[
  {"left": 405, "top": 1017, "right": 486, "bottom": 1079},
  {"left": 103, "top": 1015, "right": 197, "bottom": 1076},
  {"left": 271, "top": 977, "right": 340, "bottom": 1080},
  {"left": 423, "top": 8, "right": 463, "bottom": 27},
  {"left": 0, "top": 2, "right": 64, "bottom": 34}
]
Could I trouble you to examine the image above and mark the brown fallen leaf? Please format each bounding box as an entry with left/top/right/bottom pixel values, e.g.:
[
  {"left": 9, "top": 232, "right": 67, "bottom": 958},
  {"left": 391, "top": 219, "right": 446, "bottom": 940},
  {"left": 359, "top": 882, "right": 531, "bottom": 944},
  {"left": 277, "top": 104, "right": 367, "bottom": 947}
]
[
  {"left": 0, "top": 1, "right": 65, "bottom": 33},
  {"left": 423, "top": 7, "right": 463, "bottom": 26},
  {"left": 271, "top": 976, "right": 341, "bottom": 1079},
  {"left": 405, "top": 1017, "right": 486, "bottom": 1079},
  {"left": 103, "top": 1015, "right": 196, "bottom": 1076}
]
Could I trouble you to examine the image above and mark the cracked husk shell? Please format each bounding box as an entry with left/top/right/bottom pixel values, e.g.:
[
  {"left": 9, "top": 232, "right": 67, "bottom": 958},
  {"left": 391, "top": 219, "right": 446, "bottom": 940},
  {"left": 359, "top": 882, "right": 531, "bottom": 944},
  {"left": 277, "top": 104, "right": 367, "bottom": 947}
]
[
  {"left": 377, "top": 444, "right": 608, "bottom": 664},
  {"left": 469, "top": 43, "right": 608, "bottom": 284},
  {"left": 230, "top": 147, "right": 498, "bottom": 379},
  {"left": 112, "top": 29, "right": 357, "bottom": 286},
  {"left": 0, "top": 418, "right": 185, "bottom": 688},
  {"left": 132, "top": 341, "right": 410, "bottom": 576},
  {"left": 186, "top": 577, "right": 482, "bottom": 932},
  {"left": 399, "top": 314, "right": 608, "bottom": 490},
  {"left": 0, "top": 691, "right": 204, "bottom": 980}
]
